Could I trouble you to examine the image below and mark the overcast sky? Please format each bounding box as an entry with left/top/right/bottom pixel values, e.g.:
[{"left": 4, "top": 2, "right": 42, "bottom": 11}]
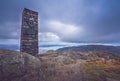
[{"left": 0, "top": 0, "right": 120, "bottom": 46}]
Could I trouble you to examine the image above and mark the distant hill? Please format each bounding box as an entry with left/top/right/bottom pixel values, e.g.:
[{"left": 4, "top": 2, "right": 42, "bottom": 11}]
[{"left": 57, "top": 45, "right": 120, "bottom": 55}]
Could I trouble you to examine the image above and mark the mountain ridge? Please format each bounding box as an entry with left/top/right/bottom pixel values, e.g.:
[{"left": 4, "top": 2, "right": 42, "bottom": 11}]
[{"left": 57, "top": 45, "right": 120, "bottom": 55}]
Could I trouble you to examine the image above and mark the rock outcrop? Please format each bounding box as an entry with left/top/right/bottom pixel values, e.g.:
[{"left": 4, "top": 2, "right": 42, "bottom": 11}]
[
  {"left": 0, "top": 49, "right": 120, "bottom": 81},
  {"left": 0, "top": 49, "right": 41, "bottom": 81}
]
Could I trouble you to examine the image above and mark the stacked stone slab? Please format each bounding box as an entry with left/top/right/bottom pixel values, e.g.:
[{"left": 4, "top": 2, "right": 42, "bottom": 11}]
[{"left": 20, "top": 8, "right": 38, "bottom": 55}]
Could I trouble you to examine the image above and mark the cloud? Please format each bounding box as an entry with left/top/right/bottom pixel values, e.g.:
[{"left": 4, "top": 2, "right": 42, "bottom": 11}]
[
  {"left": 40, "top": 44, "right": 65, "bottom": 47},
  {"left": 0, "top": 39, "right": 19, "bottom": 45},
  {"left": 46, "top": 20, "right": 84, "bottom": 42},
  {"left": 0, "top": 0, "right": 120, "bottom": 44},
  {"left": 39, "top": 32, "right": 61, "bottom": 42},
  {"left": 0, "top": 44, "right": 19, "bottom": 50},
  {"left": 0, "top": 22, "right": 20, "bottom": 39},
  {"left": 38, "top": 0, "right": 120, "bottom": 43}
]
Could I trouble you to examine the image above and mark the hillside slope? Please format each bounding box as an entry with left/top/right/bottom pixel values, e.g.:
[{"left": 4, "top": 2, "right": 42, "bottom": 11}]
[
  {"left": 57, "top": 45, "right": 120, "bottom": 55},
  {"left": 0, "top": 49, "right": 120, "bottom": 81}
]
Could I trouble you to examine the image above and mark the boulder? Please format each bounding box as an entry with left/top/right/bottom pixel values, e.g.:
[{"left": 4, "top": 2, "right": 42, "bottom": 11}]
[{"left": 0, "top": 49, "right": 41, "bottom": 81}]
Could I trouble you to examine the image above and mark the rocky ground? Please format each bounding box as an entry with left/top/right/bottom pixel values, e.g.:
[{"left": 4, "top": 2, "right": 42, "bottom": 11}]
[{"left": 0, "top": 49, "right": 120, "bottom": 81}]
